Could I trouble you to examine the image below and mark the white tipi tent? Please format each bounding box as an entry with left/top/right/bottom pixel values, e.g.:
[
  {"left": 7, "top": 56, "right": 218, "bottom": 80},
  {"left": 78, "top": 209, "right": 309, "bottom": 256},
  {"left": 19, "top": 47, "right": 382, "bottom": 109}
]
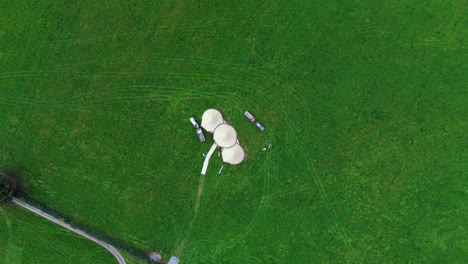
[
  {"left": 213, "top": 123, "right": 237, "bottom": 148},
  {"left": 201, "top": 109, "right": 224, "bottom": 133},
  {"left": 221, "top": 144, "right": 245, "bottom": 165}
]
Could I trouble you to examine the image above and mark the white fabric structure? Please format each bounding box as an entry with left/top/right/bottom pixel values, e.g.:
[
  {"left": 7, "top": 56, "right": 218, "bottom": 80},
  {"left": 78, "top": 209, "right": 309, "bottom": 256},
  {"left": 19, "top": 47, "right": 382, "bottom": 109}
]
[
  {"left": 213, "top": 124, "right": 237, "bottom": 148},
  {"left": 201, "top": 109, "right": 224, "bottom": 132},
  {"left": 201, "top": 143, "right": 218, "bottom": 175},
  {"left": 221, "top": 144, "right": 245, "bottom": 165},
  {"left": 199, "top": 108, "right": 245, "bottom": 169}
]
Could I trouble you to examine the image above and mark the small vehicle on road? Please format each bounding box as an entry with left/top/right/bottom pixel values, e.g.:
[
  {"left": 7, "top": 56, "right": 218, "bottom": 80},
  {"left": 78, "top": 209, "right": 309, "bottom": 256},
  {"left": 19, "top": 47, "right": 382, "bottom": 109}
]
[{"left": 189, "top": 117, "right": 206, "bottom": 142}]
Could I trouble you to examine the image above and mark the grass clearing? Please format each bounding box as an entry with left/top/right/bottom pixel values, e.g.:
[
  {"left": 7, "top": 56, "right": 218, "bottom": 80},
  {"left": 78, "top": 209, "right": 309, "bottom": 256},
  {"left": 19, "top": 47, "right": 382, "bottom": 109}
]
[{"left": 1, "top": 0, "right": 466, "bottom": 263}]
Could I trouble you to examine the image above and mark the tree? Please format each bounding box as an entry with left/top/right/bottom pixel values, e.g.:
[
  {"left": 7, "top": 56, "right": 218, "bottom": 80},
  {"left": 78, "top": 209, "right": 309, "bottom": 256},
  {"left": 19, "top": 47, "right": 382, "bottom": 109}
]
[{"left": 0, "top": 173, "right": 15, "bottom": 203}]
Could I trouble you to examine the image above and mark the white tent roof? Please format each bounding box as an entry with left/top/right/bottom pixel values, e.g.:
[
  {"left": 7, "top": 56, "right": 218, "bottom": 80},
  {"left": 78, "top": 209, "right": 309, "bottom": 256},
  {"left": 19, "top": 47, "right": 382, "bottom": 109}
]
[
  {"left": 221, "top": 144, "right": 245, "bottom": 165},
  {"left": 213, "top": 123, "right": 237, "bottom": 148},
  {"left": 201, "top": 109, "right": 224, "bottom": 133}
]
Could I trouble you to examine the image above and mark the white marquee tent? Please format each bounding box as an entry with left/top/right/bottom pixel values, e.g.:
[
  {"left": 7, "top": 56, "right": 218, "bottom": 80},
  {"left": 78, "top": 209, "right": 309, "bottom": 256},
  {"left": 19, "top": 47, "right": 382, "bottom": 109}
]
[
  {"left": 201, "top": 109, "right": 224, "bottom": 133},
  {"left": 213, "top": 123, "right": 237, "bottom": 148},
  {"left": 221, "top": 144, "right": 245, "bottom": 165}
]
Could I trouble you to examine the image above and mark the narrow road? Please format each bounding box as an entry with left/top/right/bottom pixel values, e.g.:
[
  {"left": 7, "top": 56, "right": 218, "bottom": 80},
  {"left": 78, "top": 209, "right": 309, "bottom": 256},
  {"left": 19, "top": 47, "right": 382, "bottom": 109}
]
[{"left": 12, "top": 198, "right": 126, "bottom": 264}]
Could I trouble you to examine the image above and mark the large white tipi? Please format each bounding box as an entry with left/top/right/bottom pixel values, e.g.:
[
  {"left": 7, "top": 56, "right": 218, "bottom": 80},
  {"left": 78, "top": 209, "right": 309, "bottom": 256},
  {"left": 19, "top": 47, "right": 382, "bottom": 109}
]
[
  {"left": 221, "top": 144, "right": 245, "bottom": 165},
  {"left": 201, "top": 109, "right": 224, "bottom": 132},
  {"left": 213, "top": 123, "right": 237, "bottom": 148}
]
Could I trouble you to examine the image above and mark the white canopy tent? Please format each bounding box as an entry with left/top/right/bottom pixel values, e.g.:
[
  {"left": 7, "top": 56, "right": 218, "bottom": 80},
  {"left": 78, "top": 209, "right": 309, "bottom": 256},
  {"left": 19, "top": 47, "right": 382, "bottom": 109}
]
[
  {"left": 201, "top": 109, "right": 224, "bottom": 133},
  {"left": 199, "top": 108, "right": 245, "bottom": 171},
  {"left": 221, "top": 144, "right": 245, "bottom": 165},
  {"left": 213, "top": 123, "right": 237, "bottom": 148}
]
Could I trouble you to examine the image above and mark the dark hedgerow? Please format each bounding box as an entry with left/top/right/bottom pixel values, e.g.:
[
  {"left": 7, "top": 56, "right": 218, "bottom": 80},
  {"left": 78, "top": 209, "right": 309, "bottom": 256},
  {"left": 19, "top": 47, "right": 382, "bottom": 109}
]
[{"left": 0, "top": 173, "right": 15, "bottom": 203}]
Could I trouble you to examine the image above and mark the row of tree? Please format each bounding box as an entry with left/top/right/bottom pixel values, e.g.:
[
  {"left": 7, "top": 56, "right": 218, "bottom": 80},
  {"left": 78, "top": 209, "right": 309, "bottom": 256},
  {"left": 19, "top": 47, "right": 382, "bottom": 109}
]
[{"left": 0, "top": 173, "right": 15, "bottom": 203}]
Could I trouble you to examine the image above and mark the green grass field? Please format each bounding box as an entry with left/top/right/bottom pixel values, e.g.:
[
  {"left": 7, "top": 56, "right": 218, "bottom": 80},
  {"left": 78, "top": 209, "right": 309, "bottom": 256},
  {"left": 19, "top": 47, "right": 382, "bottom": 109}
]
[{"left": 1, "top": 1, "right": 466, "bottom": 263}]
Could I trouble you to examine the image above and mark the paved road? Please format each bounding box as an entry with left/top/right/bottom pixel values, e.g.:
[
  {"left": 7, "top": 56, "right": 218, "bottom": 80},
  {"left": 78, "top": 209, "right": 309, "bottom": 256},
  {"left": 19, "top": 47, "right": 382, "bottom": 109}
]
[{"left": 12, "top": 198, "right": 126, "bottom": 264}]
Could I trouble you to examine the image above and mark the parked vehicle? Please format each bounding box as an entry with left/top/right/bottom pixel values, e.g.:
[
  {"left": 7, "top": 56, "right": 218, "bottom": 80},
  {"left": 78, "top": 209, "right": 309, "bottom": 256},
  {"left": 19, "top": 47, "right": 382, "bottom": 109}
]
[
  {"left": 244, "top": 111, "right": 255, "bottom": 122},
  {"left": 256, "top": 121, "right": 265, "bottom": 131},
  {"left": 244, "top": 111, "right": 265, "bottom": 131},
  {"left": 189, "top": 117, "right": 206, "bottom": 142}
]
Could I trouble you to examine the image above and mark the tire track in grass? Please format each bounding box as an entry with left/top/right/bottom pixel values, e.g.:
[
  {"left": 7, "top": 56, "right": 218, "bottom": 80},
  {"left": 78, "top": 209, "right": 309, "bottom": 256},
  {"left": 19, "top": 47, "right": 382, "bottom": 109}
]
[
  {"left": 179, "top": 60, "right": 358, "bottom": 263},
  {"left": 2, "top": 56, "right": 357, "bottom": 261},
  {"left": 45, "top": 81, "right": 238, "bottom": 255},
  {"left": 205, "top": 78, "right": 300, "bottom": 257},
  {"left": 12, "top": 76, "right": 347, "bottom": 261},
  {"left": 172, "top": 92, "right": 248, "bottom": 257},
  {"left": 1, "top": 85, "right": 214, "bottom": 106},
  {"left": 0, "top": 73, "right": 240, "bottom": 127},
  {"left": 262, "top": 83, "right": 358, "bottom": 263},
  {"left": 292, "top": 93, "right": 358, "bottom": 264},
  {"left": 125, "top": 68, "right": 274, "bottom": 259},
  {"left": 5, "top": 63, "right": 284, "bottom": 259},
  {"left": 133, "top": 171, "right": 186, "bottom": 247},
  {"left": 0, "top": 71, "right": 238, "bottom": 119},
  {"left": 1, "top": 85, "right": 239, "bottom": 125},
  {"left": 189, "top": 94, "right": 282, "bottom": 261},
  {"left": 150, "top": 75, "right": 275, "bottom": 258},
  {"left": 0, "top": 15, "right": 242, "bottom": 58},
  {"left": 212, "top": 134, "right": 273, "bottom": 256},
  {"left": 174, "top": 172, "right": 206, "bottom": 257},
  {"left": 0, "top": 89, "right": 216, "bottom": 124},
  {"left": 245, "top": 68, "right": 358, "bottom": 263},
  {"left": 0, "top": 59, "right": 262, "bottom": 115},
  {"left": 163, "top": 79, "right": 267, "bottom": 257},
  {"left": 175, "top": 94, "right": 269, "bottom": 256},
  {"left": 1, "top": 95, "right": 210, "bottom": 114}
]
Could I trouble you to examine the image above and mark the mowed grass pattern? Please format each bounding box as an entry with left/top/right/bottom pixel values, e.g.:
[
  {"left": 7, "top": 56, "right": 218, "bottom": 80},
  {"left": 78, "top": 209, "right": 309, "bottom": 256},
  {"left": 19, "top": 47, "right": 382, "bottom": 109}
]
[{"left": 1, "top": 1, "right": 466, "bottom": 263}]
